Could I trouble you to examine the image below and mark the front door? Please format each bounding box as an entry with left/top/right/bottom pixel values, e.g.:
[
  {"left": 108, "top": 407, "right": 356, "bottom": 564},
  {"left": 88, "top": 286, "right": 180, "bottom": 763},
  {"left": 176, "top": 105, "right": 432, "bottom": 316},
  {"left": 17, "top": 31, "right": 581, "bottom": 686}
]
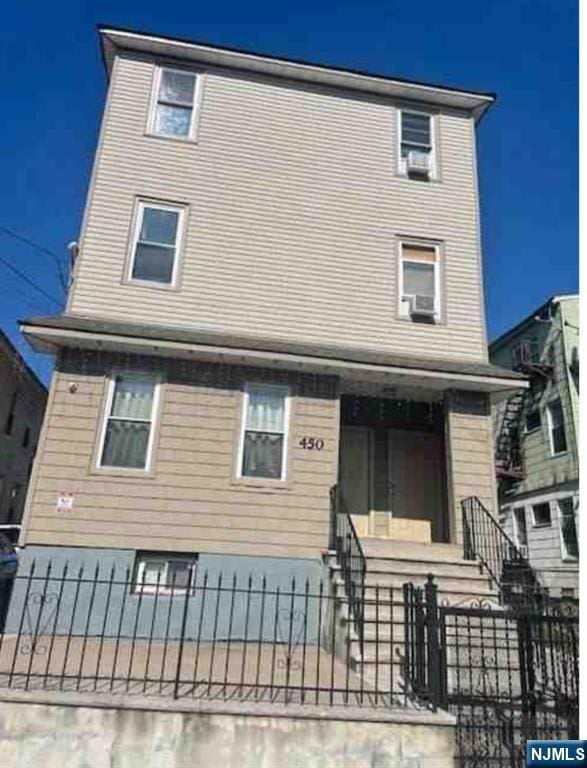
[
  {"left": 388, "top": 429, "right": 447, "bottom": 541},
  {"left": 339, "top": 426, "right": 371, "bottom": 516}
]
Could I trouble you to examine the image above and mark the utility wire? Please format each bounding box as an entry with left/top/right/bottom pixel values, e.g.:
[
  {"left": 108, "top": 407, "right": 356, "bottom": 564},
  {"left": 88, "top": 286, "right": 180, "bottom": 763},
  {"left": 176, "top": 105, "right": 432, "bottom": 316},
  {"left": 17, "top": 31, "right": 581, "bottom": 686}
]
[
  {"left": 0, "top": 225, "right": 68, "bottom": 293},
  {"left": 0, "top": 252, "right": 62, "bottom": 307}
]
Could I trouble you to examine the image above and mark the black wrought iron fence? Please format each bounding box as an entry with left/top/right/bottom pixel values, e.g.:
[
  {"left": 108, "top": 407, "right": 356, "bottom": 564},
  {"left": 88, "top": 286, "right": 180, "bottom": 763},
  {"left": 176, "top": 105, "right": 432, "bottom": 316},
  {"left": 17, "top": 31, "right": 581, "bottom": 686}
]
[
  {"left": 0, "top": 562, "right": 405, "bottom": 709},
  {"left": 404, "top": 578, "right": 579, "bottom": 767}
]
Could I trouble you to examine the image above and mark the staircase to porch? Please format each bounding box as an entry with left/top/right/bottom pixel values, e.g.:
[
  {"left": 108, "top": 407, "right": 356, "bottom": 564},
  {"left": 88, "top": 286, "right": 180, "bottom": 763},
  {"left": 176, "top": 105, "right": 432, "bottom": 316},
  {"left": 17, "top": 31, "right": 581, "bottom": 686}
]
[{"left": 325, "top": 536, "right": 501, "bottom": 693}]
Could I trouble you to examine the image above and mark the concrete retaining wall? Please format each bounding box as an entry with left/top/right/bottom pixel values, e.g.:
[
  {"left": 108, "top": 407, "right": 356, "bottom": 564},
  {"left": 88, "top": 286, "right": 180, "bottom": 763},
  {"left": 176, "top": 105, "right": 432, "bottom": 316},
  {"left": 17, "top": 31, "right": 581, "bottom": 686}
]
[{"left": 0, "top": 692, "right": 456, "bottom": 768}]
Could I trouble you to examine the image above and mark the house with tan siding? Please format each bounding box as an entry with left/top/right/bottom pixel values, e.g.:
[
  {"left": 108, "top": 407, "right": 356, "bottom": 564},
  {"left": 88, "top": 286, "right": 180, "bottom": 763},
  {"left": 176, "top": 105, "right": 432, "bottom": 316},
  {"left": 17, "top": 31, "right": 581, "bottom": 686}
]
[
  {"left": 17, "top": 26, "right": 526, "bottom": 604},
  {"left": 490, "top": 295, "right": 579, "bottom": 598}
]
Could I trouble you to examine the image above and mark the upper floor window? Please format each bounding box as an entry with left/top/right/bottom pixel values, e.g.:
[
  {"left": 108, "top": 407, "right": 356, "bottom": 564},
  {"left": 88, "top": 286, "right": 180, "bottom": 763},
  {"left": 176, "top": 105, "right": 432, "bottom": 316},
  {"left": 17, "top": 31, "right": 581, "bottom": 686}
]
[
  {"left": 129, "top": 202, "right": 185, "bottom": 287},
  {"left": 399, "top": 110, "right": 435, "bottom": 178},
  {"left": 150, "top": 68, "right": 198, "bottom": 139},
  {"left": 546, "top": 398, "right": 567, "bottom": 456},
  {"left": 399, "top": 243, "right": 440, "bottom": 322},
  {"left": 238, "top": 384, "right": 290, "bottom": 480},
  {"left": 99, "top": 373, "right": 159, "bottom": 471}
]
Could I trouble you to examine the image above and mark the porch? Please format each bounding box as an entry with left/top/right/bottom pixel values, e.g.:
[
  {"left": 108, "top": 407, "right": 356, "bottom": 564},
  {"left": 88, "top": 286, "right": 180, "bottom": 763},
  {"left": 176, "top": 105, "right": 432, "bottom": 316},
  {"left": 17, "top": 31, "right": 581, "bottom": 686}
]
[{"left": 337, "top": 387, "right": 491, "bottom": 549}]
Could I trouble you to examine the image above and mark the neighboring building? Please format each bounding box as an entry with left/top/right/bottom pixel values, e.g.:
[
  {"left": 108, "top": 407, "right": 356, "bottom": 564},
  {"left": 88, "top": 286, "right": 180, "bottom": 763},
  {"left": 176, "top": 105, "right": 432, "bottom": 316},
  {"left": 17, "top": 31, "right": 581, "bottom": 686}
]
[
  {"left": 490, "top": 295, "right": 579, "bottom": 597},
  {"left": 0, "top": 330, "right": 47, "bottom": 537},
  {"left": 17, "top": 26, "right": 525, "bottom": 600}
]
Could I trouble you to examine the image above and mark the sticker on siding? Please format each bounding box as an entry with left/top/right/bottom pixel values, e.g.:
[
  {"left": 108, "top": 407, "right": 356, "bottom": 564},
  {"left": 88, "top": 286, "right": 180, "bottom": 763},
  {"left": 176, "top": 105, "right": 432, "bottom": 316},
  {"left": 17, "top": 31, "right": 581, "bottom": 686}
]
[{"left": 56, "top": 492, "right": 74, "bottom": 513}]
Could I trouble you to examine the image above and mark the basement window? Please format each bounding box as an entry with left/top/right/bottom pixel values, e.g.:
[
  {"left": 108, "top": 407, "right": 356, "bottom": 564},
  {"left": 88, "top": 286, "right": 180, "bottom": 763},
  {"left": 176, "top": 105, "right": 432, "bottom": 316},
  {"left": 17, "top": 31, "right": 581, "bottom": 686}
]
[{"left": 134, "top": 553, "right": 198, "bottom": 595}]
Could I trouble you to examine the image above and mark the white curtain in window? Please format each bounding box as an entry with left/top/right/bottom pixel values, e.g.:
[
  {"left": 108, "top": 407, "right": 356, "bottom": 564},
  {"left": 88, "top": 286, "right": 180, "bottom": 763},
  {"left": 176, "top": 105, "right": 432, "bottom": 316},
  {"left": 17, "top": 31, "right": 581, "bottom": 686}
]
[
  {"left": 246, "top": 388, "right": 285, "bottom": 433},
  {"left": 111, "top": 378, "right": 154, "bottom": 420}
]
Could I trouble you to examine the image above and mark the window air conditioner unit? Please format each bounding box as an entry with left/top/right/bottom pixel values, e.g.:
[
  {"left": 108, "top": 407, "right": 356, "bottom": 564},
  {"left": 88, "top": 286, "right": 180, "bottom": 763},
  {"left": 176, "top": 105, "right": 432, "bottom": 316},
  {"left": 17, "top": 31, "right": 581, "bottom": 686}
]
[
  {"left": 410, "top": 294, "right": 435, "bottom": 318},
  {"left": 406, "top": 150, "right": 431, "bottom": 175}
]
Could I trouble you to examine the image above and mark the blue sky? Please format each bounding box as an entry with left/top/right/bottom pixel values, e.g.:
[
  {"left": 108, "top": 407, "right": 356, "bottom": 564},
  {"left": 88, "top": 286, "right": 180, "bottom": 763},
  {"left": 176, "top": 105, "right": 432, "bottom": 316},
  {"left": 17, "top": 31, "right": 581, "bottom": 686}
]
[{"left": 2, "top": 0, "right": 578, "bottom": 385}]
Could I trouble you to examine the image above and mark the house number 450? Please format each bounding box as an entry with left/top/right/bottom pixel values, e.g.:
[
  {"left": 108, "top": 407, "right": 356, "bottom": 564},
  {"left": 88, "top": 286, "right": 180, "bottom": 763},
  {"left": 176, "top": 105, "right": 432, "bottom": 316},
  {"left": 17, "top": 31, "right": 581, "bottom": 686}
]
[{"left": 299, "top": 437, "right": 325, "bottom": 450}]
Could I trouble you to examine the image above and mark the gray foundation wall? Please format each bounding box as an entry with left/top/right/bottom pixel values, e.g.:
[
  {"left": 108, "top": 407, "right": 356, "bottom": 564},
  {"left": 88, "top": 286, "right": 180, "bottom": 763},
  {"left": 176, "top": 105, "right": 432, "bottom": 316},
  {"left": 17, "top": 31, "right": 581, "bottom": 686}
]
[
  {"left": 5, "top": 546, "right": 326, "bottom": 641},
  {"left": 0, "top": 694, "right": 457, "bottom": 768}
]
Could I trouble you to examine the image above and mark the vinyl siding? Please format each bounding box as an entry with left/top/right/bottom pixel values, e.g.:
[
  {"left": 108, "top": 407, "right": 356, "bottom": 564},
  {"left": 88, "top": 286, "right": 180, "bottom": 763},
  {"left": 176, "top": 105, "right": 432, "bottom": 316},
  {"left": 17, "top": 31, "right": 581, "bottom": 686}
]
[
  {"left": 445, "top": 391, "right": 496, "bottom": 543},
  {"left": 22, "top": 351, "right": 339, "bottom": 559},
  {"left": 502, "top": 491, "right": 579, "bottom": 597},
  {"left": 68, "top": 53, "right": 487, "bottom": 362}
]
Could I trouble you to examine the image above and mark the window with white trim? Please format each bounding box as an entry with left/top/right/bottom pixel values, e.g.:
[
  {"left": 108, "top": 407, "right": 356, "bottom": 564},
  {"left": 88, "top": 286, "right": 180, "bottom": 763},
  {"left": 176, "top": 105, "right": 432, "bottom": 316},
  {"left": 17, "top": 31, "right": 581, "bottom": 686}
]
[
  {"left": 99, "top": 374, "right": 158, "bottom": 470},
  {"left": 558, "top": 497, "right": 578, "bottom": 560},
  {"left": 400, "top": 110, "right": 434, "bottom": 176},
  {"left": 129, "top": 202, "right": 184, "bottom": 286},
  {"left": 399, "top": 243, "right": 440, "bottom": 320},
  {"left": 239, "top": 384, "right": 289, "bottom": 480},
  {"left": 546, "top": 398, "right": 567, "bottom": 455},
  {"left": 151, "top": 68, "right": 198, "bottom": 139},
  {"left": 134, "top": 552, "right": 197, "bottom": 595}
]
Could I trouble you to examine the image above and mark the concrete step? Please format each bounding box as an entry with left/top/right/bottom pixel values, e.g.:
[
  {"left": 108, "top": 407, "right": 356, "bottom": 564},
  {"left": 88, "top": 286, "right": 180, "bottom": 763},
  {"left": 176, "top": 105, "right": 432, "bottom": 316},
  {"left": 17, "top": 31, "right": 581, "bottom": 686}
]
[
  {"left": 360, "top": 539, "right": 463, "bottom": 562},
  {"left": 332, "top": 577, "right": 500, "bottom": 610},
  {"left": 364, "top": 557, "right": 484, "bottom": 578},
  {"left": 364, "top": 571, "right": 493, "bottom": 594}
]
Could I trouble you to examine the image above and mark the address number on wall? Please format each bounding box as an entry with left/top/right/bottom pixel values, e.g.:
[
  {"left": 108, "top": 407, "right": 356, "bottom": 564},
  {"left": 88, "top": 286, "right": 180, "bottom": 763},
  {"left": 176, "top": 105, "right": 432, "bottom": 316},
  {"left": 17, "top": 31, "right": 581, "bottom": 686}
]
[{"left": 299, "top": 437, "right": 325, "bottom": 450}]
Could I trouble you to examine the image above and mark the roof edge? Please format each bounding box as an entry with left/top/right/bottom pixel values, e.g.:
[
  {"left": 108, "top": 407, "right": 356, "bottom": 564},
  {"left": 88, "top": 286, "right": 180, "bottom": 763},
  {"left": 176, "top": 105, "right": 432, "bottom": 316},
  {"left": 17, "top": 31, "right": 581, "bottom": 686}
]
[
  {"left": 489, "top": 293, "right": 579, "bottom": 351},
  {"left": 97, "top": 24, "right": 496, "bottom": 120}
]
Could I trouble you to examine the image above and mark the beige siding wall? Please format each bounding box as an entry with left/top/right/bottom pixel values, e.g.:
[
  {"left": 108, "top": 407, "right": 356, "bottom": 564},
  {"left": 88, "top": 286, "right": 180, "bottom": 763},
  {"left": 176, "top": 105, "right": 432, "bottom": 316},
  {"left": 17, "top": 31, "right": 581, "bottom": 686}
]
[
  {"left": 68, "top": 52, "right": 487, "bottom": 362},
  {"left": 444, "top": 391, "right": 497, "bottom": 542},
  {"left": 23, "top": 351, "right": 339, "bottom": 559}
]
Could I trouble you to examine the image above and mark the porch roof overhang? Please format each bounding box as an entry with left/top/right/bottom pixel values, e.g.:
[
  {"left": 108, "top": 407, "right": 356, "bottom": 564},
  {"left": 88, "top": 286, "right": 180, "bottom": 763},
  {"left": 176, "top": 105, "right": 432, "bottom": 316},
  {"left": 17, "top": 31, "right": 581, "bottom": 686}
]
[{"left": 21, "top": 314, "right": 528, "bottom": 398}]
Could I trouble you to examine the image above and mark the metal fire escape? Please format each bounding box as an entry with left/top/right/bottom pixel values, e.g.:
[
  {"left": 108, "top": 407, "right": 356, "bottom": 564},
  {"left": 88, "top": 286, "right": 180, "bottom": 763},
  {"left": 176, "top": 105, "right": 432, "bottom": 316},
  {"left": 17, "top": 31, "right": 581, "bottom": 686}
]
[{"left": 495, "top": 339, "right": 553, "bottom": 485}]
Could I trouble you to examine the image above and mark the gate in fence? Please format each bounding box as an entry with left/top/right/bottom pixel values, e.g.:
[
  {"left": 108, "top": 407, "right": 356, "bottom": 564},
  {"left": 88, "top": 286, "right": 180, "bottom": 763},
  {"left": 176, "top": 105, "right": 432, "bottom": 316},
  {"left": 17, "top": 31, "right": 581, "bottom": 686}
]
[{"left": 404, "top": 578, "right": 579, "bottom": 768}]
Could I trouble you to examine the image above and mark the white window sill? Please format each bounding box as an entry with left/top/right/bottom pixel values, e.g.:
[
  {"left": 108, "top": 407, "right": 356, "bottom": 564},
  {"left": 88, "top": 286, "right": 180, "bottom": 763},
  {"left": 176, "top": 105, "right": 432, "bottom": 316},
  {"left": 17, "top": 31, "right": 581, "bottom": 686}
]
[{"left": 144, "top": 130, "right": 199, "bottom": 146}]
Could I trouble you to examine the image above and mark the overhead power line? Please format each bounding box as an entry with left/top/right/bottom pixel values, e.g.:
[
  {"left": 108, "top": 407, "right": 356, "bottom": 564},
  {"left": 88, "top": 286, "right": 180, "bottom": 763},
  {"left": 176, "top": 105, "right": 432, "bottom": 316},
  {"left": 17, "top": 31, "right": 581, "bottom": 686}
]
[
  {"left": 0, "top": 225, "right": 68, "bottom": 293},
  {"left": 0, "top": 252, "right": 62, "bottom": 307}
]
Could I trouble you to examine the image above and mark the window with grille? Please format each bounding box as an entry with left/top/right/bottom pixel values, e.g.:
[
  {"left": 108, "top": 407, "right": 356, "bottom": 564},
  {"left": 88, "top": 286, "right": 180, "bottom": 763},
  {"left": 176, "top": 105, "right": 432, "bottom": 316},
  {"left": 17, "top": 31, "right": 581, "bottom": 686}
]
[
  {"left": 238, "top": 384, "right": 289, "bottom": 480},
  {"left": 99, "top": 374, "right": 159, "bottom": 471}
]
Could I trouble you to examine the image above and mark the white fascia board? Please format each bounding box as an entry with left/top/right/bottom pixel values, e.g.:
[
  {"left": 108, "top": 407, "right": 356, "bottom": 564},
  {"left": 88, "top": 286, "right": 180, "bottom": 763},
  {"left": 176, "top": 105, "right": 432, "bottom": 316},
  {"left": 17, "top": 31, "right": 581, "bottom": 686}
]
[{"left": 99, "top": 28, "right": 495, "bottom": 121}]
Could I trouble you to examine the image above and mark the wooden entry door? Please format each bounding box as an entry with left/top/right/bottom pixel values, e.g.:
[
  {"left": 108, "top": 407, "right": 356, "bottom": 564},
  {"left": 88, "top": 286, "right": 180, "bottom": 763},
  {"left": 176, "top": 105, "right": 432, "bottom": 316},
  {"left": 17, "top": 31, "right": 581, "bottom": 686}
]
[
  {"left": 388, "top": 429, "right": 447, "bottom": 542},
  {"left": 339, "top": 426, "right": 371, "bottom": 516}
]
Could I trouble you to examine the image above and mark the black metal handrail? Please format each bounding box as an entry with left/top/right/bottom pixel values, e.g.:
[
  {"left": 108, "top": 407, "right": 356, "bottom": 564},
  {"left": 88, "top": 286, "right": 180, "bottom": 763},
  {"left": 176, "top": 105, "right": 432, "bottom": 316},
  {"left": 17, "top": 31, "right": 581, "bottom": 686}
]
[
  {"left": 461, "top": 495, "right": 544, "bottom": 606},
  {"left": 329, "top": 485, "right": 366, "bottom": 646}
]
